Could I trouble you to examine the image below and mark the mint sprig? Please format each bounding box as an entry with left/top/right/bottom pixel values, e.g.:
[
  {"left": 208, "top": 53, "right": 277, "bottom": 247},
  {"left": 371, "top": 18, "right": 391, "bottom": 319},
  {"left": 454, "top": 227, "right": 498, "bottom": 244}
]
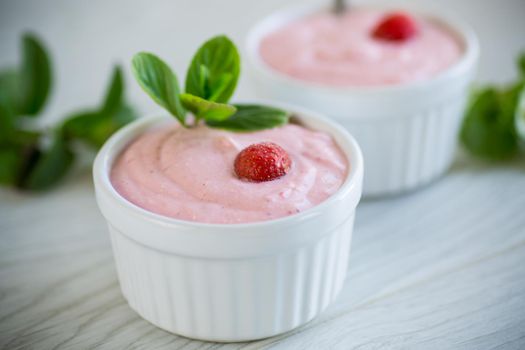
[
  {"left": 207, "top": 104, "right": 289, "bottom": 131},
  {"left": 131, "top": 35, "right": 289, "bottom": 131},
  {"left": 0, "top": 33, "right": 137, "bottom": 191},
  {"left": 180, "top": 93, "right": 236, "bottom": 121},
  {"left": 460, "top": 52, "right": 525, "bottom": 160},
  {"left": 62, "top": 66, "right": 137, "bottom": 149}
]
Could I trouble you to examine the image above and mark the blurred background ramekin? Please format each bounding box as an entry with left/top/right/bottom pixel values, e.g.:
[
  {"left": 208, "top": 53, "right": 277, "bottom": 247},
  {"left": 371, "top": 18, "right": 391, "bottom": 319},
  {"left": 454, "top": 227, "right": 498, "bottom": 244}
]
[{"left": 246, "top": 5, "right": 479, "bottom": 197}]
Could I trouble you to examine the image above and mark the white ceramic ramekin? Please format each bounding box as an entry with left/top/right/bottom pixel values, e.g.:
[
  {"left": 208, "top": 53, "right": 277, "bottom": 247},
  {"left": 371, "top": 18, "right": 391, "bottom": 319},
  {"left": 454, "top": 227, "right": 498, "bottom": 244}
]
[
  {"left": 93, "top": 105, "right": 363, "bottom": 342},
  {"left": 246, "top": 5, "right": 479, "bottom": 197}
]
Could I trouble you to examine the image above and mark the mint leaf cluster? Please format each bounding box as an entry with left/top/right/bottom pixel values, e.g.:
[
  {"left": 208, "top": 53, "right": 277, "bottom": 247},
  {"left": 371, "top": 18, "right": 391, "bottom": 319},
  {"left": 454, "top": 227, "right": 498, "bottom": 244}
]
[
  {"left": 132, "top": 35, "right": 289, "bottom": 131},
  {"left": 0, "top": 34, "right": 136, "bottom": 190},
  {"left": 461, "top": 52, "right": 525, "bottom": 160}
]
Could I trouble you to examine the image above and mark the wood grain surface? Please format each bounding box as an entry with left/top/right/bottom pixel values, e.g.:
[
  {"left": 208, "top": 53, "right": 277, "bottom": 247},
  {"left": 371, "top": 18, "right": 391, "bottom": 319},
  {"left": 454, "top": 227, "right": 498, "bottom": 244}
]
[{"left": 1, "top": 153, "right": 525, "bottom": 349}]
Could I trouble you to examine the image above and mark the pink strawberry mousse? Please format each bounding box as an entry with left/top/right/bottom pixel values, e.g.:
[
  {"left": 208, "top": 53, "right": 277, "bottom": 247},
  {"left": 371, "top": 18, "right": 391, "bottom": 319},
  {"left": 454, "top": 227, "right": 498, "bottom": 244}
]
[
  {"left": 259, "top": 9, "right": 463, "bottom": 86},
  {"left": 111, "top": 122, "right": 348, "bottom": 224}
]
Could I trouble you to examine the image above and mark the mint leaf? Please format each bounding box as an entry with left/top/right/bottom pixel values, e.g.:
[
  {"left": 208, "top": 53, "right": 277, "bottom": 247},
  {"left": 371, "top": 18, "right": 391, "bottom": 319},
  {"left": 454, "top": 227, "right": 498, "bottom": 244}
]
[
  {"left": 0, "top": 146, "right": 23, "bottom": 185},
  {"left": 460, "top": 51, "right": 525, "bottom": 160},
  {"left": 206, "top": 104, "right": 289, "bottom": 131},
  {"left": 18, "top": 33, "right": 52, "bottom": 116},
  {"left": 460, "top": 88, "right": 519, "bottom": 160},
  {"left": 185, "top": 35, "right": 240, "bottom": 103},
  {"left": 0, "top": 73, "right": 41, "bottom": 145},
  {"left": 6, "top": 130, "right": 40, "bottom": 148},
  {"left": 180, "top": 93, "right": 236, "bottom": 122},
  {"left": 63, "top": 110, "right": 107, "bottom": 146},
  {"left": 63, "top": 65, "right": 136, "bottom": 148},
  {"left": 63, "top": 104, "right": 136, "bottom": 148},
  {"left": 101, "top": 66, "right": 123, "bottom": 116},
  {"left": 0, "top": 82, "right": 16, "bottom": 143},
  {"left": 112, "top": 104, "right": 137, "bottom": 129},
  {"left": 0, "top": 132, "right": 40, "bottom": 186},
  {"left": 0, "top": 70, "right": 21, "bottom": 118},
  {"left": 0, "top": 34, "right": 52, "bottom": 117},
  {"left": 132, "top": 52, "right": 186, "bottom": 125},
  {"left": 22, "top": 132, "right": 74, "bottom": 190}
]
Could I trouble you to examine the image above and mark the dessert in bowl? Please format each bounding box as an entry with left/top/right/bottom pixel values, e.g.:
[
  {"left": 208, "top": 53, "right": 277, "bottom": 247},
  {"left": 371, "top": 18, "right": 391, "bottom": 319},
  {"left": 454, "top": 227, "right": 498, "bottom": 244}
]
[
  {"left": 93, "top": 36, "right": 363, "bottom": 341},
  {"left": 247, "top": 5, "right": 479, "bottom": 196},
  {"left": 110, "top": 117, "right": 349, "bottom": 224}
]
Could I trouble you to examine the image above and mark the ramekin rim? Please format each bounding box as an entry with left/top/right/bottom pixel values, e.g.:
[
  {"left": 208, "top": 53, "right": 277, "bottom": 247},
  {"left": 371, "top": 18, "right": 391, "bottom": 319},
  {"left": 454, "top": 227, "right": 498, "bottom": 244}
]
[
  {"left": 93, "top": 102, "right": 364, "bottom": 232},
  {"left": 245, "top": 3, "right": 480, "bottom": 95}
]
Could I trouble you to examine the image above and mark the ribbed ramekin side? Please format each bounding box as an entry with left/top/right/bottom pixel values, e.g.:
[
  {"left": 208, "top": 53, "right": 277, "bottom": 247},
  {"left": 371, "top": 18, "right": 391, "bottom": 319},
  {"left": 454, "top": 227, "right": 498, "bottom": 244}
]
[
  {"left": 107, "top": 215, "right": 354, "bottom": 342},
  {"left": 336, "top": 93, "right": 466, "bottom": 196}
]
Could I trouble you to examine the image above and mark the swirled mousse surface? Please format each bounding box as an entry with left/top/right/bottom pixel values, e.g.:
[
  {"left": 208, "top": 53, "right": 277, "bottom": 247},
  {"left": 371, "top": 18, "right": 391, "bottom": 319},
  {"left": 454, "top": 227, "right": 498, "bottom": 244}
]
[
  {"left": 259, "top": 9, "right": 463, "bottom": 86},
  {"left": 111, "top": 122, "right": 348, "bottom": 224}
]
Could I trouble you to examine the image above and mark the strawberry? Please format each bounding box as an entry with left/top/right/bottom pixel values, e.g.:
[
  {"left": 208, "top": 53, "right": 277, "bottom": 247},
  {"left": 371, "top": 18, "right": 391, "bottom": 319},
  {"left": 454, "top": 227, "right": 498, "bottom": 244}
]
[
  {"left": 372, "top": 12, "right": 418, "bottom": 42},
  {"left": 234, "top": 142, "right": 292, "bottom": 182}
]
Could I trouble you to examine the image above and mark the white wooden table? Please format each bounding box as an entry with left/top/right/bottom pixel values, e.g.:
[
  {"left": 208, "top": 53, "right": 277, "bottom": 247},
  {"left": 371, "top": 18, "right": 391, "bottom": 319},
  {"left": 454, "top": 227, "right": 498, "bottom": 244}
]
[{"left": 1, "top": 0, "right": 525, "bottom": 349}]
